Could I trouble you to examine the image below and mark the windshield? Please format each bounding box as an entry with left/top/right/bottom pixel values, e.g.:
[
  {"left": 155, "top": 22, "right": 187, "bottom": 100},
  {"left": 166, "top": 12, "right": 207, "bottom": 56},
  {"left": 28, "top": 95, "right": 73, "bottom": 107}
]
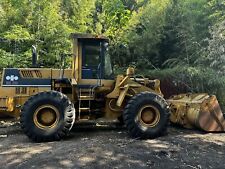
[{"left": 104, "top": 42, "right": 113, "bottom": 79}]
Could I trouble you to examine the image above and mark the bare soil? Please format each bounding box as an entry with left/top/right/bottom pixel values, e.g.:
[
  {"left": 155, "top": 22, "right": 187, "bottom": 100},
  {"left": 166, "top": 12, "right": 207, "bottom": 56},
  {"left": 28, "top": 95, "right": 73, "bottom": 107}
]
[{"left": 0, "top": 119, "right": 225, "bottom": 169}]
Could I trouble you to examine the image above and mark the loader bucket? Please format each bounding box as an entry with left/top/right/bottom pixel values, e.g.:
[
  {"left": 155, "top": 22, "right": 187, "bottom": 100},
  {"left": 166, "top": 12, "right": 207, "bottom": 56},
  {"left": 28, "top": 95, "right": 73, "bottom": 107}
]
[{"left": 167, "top": 93, "right": 225, "bottom": 132}]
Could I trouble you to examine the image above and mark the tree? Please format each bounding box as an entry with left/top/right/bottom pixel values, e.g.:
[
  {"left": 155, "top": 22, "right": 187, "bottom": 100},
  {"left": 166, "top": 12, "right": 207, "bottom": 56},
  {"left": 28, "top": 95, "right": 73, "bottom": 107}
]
[
  {"left": 0, "top": 0, "right": 72, "bottom": 67},
  {"left": 203, "top": 21, "right": 225, "bottom": 73},
  {"left": 207, "top": 0, "right": 225, "bottom": 23},
  {"left": 60, "top": 0, "right": 96, "bottom": 33},
  {"left": 92, "top": 0, "right": 132, "bottom": 38},
  {"left": 161, "top": 0, "right": 211, "bottom": 68},
  {"left": 110, "top": 0, "right": 172, "bottom": 68}
]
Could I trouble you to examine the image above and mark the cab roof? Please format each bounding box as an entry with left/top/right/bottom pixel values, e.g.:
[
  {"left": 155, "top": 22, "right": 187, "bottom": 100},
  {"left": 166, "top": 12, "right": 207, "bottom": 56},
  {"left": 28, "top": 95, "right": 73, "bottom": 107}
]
[{"left": 70, "top": 33, "right": 109, "bottom": 41}]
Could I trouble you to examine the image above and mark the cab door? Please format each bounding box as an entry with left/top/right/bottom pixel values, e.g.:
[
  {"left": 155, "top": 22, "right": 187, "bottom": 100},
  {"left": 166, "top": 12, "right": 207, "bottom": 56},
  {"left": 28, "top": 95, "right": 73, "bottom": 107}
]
[{"left": 81, "top": 40, "right": 102, "bottom": 80}]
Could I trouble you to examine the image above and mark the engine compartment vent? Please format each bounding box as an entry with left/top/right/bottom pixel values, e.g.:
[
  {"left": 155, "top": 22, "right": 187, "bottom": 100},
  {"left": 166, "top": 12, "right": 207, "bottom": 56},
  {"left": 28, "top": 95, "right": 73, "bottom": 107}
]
[
  {"left": 20, "top": 70, "right": 34, "bottom": 78},
  {"left": 34, "top": 70, "right": 42, "bottom": 78},
  {"left": 20, "top": 70, "right": 43, "bottom": 78}
]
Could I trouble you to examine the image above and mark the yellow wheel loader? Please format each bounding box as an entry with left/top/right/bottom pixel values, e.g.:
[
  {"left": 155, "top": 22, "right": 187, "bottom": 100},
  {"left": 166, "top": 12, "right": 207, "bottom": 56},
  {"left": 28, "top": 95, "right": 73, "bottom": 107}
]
[
  {"left": 0, "top": 34, "right": 169, "bottom": 142},
  {"left": 0, "top": 33, "right": 224, "bottom": 142}
]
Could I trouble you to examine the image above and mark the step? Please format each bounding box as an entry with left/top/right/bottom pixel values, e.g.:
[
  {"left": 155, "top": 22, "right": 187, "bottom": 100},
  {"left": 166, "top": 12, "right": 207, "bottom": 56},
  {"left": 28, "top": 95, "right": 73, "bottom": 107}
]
[
  {"left": 78, "top": 118, "right": 90, "bottom": 122},
  {"left": 79, "top": 95, "right": 95, "bottom": 100},
  {"left": 79, "top": 89, "right": 93, "bottom": 92},
  {"left": 0, "top": 107, "right": 7, "bottom": 111},
  {"left": 79, "top": 108, "right": 90, "bottom": 112}
]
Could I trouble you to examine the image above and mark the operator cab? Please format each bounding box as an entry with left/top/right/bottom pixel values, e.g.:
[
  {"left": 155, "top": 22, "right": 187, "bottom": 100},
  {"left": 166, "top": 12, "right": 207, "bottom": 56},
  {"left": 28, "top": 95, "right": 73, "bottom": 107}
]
[
  {"left": 81, "top": 39, "right": 113, "bottom": 80},
  {"left": 70, "top": 34, "right": 115, "bottom": 119},
  {"left": 71, "top": 34, "right": 114, "bottom": 87}
]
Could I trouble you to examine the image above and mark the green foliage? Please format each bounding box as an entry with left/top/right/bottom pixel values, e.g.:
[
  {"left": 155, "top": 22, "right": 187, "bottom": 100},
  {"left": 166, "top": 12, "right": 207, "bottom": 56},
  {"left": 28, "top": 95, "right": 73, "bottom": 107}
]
[
  {"left": 161, "top": 0, "right": 210, "bottom": 68},
  {"left": 202, "top": 21, "right": 225, "bottom": 73},
  {"left": 207, "top": 0, "right": 225, "bottom": 22},
  {"left": 144, "top": 66, "right": 225, "bottom": 109},
  {"left": 3, "top": 25, "right": 31, "bottom": 40},
  {"left": 0, "top": 0, "right": 95, "bottom": 68},
  {"left": 0, "top": 0, "right": 220, "bottom": 70},
  {"left": 0, "top": 49, "right": 31, "bottom": 69},
  {"left": 61, "top": 0, "right": 96, "bottom": 32},
  {"left": 128, "top": 0, "right": 171, "bottom": 67},
  {"left": 109, "top": 0, "right": 172, "bottom": 68}
]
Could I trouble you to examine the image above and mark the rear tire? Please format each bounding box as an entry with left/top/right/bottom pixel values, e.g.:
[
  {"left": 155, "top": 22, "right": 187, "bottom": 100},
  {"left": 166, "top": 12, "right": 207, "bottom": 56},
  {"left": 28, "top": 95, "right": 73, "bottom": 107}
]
[
  {"left": 20, "top": 91, "right": 75, "bottom": 142},
  {"left": 123, "top": 92, "right": 169, "bottom": 139}
]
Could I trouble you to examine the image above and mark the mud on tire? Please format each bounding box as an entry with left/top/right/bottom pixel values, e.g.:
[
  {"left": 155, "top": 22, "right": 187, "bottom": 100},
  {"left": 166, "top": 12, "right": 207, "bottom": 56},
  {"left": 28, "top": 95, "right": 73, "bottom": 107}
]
[
  {"left": 123, "top": 92, "right": 170, "bottom": 139},
  {"left": 20, "top": 91, "right": 75, "bottom": 142}
]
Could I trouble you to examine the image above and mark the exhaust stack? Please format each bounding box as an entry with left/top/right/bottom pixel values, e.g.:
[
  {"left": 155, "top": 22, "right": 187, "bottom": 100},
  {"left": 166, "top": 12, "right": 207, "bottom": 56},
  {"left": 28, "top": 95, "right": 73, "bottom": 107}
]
[{"left": 32, "top": 45, "right": 38, "bottom": 67}]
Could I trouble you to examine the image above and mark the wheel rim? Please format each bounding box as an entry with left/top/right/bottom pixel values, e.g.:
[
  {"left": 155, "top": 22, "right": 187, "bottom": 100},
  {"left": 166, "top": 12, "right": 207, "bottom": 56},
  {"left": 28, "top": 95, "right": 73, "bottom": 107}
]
[
  {"left": 137, "top": 105, "right": 160, "bottom": 127},
  {"left": 33, "top": 105, "right": 60, "bottom": 130}
]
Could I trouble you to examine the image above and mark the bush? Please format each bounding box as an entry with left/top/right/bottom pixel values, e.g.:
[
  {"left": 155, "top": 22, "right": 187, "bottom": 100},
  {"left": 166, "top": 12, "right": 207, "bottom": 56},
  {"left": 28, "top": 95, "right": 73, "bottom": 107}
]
[{"left": 139, "top": 66, "right": 225, "bottom": 111}]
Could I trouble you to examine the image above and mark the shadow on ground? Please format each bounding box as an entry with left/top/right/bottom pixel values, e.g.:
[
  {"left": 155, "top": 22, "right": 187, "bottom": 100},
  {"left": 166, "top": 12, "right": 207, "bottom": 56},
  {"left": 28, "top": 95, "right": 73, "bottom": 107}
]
[{"left": 0, "top": 120, "right": 225, "bottom": 169}]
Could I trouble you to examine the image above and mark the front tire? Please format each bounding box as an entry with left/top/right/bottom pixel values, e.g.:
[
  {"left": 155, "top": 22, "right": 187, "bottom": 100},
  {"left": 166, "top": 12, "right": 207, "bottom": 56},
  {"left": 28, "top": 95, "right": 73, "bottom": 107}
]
[
  {"left": 20, "top": 91, "right": 75, "bottom": 142},
  {"left": 123, "top": 92, "right": 169, "bottom": 139}
]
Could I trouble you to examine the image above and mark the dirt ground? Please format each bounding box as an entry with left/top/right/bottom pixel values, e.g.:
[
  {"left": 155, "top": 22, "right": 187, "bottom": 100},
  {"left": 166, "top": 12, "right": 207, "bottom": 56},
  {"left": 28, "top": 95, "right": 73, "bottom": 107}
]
[{"left": 0, "top": 120, "right": 225, "bottom": 169}]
